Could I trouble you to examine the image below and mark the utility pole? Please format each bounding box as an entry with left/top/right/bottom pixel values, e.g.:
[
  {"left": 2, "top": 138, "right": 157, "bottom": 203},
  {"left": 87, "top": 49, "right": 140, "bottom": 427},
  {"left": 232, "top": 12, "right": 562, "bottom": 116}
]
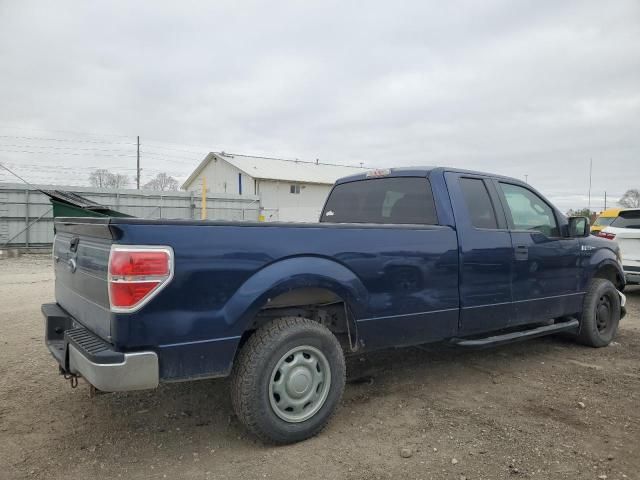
[
  {"left": 524, "top": 174, "right": 528, "bottom": 184},
  {"left": 587, "top": 158, "right": 593, "bottom": 211},
  {"left": 136, "top": 135, "right": 140, "bottom": 190},
  {"left": 604, "top": 191, "right": 607, "bottom": 210}
]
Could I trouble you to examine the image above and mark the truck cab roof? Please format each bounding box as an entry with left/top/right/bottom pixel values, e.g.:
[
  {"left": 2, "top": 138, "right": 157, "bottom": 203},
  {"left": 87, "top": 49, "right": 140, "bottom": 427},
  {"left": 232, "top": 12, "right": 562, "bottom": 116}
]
[{"left": 335, "top": 166, "right": 524, "bottom": 185}]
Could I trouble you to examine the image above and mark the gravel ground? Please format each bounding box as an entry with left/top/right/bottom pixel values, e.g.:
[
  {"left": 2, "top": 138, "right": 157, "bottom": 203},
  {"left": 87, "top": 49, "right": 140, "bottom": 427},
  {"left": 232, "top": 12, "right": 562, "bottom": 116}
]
[{"left": 1, "top": 255, "right": 639, "bottom": 480}]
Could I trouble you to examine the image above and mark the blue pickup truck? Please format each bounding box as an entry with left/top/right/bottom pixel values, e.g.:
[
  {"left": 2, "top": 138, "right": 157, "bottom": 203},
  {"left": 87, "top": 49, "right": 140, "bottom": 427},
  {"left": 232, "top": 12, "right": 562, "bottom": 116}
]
[{"left": 43, "top": 167, "right": 626, "bottom": 443}]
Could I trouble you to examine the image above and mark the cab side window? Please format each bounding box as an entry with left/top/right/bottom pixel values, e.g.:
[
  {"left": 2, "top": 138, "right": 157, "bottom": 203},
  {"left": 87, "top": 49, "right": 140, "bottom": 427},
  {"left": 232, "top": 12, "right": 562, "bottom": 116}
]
[
  {"left": 321, "top": 177, "right": 438, "bottom": 225},
  {"left": 499, "top": 183, "right": 559, "bottom": 237}
]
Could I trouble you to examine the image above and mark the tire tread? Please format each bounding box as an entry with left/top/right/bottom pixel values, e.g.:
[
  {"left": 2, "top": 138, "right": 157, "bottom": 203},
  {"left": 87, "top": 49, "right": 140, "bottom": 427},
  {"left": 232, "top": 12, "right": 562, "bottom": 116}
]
[
  {"left": 230, "top": 317, "right": 345, "bottom": 443},
  {"left": 577, "top": 278, "right": 620, "bottom": 347}
]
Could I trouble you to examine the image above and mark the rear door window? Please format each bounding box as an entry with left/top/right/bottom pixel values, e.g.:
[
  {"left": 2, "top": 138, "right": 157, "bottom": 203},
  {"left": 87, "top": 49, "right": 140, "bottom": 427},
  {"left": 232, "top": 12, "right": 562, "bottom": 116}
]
[
  {"left": 321, "top": 177, "right": 437, "bottom": 224},
  {"left": 459, "top": 178, "right": 498, "bottom": 229},
  {"left": 611, "top": 210, "right": 640, "bottom": 229}
]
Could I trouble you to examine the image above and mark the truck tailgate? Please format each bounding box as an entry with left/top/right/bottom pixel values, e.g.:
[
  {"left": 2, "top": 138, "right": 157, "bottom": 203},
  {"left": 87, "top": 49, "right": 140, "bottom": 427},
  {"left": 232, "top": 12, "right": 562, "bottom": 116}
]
[{"left": 54, "top": 221, "right": 113, "bottom": 340}]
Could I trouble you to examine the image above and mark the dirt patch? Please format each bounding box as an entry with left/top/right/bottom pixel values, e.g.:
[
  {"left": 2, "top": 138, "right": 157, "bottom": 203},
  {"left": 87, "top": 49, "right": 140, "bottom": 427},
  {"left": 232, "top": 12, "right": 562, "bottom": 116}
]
[{"left": 1, "top": 256, "right": 639, "bottom": 479}]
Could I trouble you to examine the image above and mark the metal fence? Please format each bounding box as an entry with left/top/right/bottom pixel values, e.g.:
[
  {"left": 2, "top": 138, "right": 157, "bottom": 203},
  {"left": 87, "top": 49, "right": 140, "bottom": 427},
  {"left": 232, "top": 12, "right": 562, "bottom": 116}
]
[{"left": 0, "top": 183, "right": 260, "bottom": 248}]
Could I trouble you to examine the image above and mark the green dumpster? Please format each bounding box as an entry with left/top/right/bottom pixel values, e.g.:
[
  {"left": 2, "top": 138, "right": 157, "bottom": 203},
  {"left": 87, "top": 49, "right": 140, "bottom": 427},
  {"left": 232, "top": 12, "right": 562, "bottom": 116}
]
[{"left": 43, "top": 190, "right": 133, "bottom": 218}]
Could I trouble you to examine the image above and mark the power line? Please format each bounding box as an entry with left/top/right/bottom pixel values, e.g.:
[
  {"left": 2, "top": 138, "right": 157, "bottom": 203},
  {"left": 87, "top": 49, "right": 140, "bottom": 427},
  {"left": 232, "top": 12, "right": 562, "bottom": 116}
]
[
  {"left": 0, "top": 164, "right": 184, "bottom": 177},
  {"left": 0, "top": 144, "right": 202, "bottom": 162},
  {"left": 0, "top": 125, "right": 210, "bottom": 151},
  {"left": 0, "top": 123, "right": 365, "bottom": 181},
  {"left": 141, "top": 143, "right": 208, "bottom": 155},
  {"left": 0, "top": 148, "right": 137, "bottom": 158},
  {"left": 0, "top": 162, "right": 42, "bottom": 190},
  {"left": 1, "top": 163, "right": 105, "bottom": 172},
  {"left": 140, "top": 150, "right": 202, "bottom": 162},
  {"left": 0, "top": 159, "right": 185, "bottom": 172},
  {"left": 0, "top": 161, "right": 185, "bottom": 177},
  {"left": 0, "top": 124, "right": 133, "bottom": 139},
  {"left": 1, "top": 162, "right": 131, "bottom": 172},
  {"left": 0, "top": 143, "right": 136, "bottom": 153},
  {"left": 0, "top": 134, "right": 135, "bottom": 145},
  {"left": 141, "top": 148, "right": 203, "bottom": 158},
  {"left": 0, "top": 123, "right": 211, "bottom": 158}
]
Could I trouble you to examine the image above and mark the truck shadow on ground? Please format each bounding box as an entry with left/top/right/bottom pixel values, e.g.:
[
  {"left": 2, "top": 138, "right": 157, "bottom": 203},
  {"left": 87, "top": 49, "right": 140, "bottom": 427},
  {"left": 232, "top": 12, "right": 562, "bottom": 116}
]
[{"left": 66, "top": 327, "right": 627, "bottom": 449}]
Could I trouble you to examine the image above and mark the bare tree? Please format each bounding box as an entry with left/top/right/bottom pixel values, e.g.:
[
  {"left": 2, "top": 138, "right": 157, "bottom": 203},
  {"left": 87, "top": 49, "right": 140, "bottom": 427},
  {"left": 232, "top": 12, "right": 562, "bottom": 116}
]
[
  {"left": 106, "top": 173, "right": 130, "bottom": 189},
  {"left": 144, "top": 172, "right": 179, "bottom": 191},
  {"left": 88, "top": 169, "right": 130, "bottom": 189},
  {"left": 566, "top": 208, "right": 594, "bottom": 217},
  {"left": 619, "top": 189, "right": 640, "bottom": 208},
  {"left": 88, "top": 169, "right": 112, "bottom": 188}
]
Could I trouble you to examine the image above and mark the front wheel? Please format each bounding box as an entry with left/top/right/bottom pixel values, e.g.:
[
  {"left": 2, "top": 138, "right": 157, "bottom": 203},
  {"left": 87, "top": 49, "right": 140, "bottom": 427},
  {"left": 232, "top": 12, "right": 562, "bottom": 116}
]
[
  {"left": 577, "top": 278, "right": 621, "bottom": 347},
  {"left": 230, "top": 317, "right": 346, "bottom": 444}
]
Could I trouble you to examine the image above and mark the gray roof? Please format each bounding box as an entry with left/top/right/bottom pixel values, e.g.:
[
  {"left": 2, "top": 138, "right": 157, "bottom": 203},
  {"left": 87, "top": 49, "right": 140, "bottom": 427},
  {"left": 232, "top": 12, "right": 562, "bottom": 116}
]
[{"left": 182, "top": 152, "right": 366, "bottom": 188}]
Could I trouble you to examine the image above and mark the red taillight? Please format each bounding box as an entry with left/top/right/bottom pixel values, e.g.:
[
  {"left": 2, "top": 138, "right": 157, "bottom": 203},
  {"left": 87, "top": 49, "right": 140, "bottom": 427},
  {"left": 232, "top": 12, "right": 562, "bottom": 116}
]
[
  {"left": 108, "top": 247, "right": 173, "bottom": 312},
  {"left": 110, "top": 282, "right": 161, "bottom": 308},
  {"left": 597, "top": 231, "right": 616, "bottom": 240},
  {"left": 109, "top": 250, "right": 170, "bottom": 277}
]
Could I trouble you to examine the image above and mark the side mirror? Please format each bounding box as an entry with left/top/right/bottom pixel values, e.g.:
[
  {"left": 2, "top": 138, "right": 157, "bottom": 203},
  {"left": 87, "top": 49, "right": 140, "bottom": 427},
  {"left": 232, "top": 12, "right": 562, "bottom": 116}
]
[{"left": 568, "top": 216, "right": 590, "bottom": 237}]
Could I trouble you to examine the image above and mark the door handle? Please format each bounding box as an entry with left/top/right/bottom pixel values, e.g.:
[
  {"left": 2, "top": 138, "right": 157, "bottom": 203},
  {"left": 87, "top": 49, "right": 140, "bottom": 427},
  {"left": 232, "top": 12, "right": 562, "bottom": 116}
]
[{"left": 515, "top": 245, "right": 528, "bottom": 261}]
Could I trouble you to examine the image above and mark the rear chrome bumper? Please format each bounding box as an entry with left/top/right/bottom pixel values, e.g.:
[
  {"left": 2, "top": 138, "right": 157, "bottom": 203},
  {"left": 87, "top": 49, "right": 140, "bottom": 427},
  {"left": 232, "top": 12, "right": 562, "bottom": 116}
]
[
  {"left": 68, "top": 345, "right": 159, "bottom": 392},
  {"left": 42, "top": 302, "right": 159, "bottom": 392}
]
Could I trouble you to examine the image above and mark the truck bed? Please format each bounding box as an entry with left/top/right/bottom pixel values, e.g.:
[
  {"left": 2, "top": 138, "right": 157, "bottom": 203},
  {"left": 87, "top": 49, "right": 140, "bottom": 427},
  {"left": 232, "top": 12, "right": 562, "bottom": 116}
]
[{"left": 53, "top": 216, "right": 459, "bottom": 380}]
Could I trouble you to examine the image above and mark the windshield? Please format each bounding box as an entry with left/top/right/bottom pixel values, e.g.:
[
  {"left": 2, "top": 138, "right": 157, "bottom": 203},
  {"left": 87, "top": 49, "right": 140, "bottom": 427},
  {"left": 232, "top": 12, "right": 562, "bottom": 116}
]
[
  {"left": 593, "top": 216, "right": 616, "bottom": 226},
  {"left": 320, "top": 177, "right": 437, "bottom": 225}
]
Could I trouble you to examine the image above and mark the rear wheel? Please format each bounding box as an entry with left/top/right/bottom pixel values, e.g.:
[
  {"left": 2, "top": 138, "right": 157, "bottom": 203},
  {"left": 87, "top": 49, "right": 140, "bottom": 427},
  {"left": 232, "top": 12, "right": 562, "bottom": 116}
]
[
  {"left": 230, "top": 317, "right": 345, "bottom": 444},
  {"left": 577, "top": 278, "right": 621, "bottom": 347}
]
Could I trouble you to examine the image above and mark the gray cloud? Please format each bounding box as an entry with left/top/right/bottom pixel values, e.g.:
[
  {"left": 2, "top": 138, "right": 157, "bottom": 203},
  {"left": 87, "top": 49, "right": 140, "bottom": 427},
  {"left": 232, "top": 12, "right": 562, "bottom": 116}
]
[{"left": 0, "top": 0, "right": 639, "bottom": 211}]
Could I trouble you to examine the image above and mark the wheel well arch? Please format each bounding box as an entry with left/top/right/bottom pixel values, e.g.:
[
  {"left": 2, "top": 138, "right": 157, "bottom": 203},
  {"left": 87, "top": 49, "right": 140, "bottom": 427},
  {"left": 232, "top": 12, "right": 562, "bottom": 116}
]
[
  {"left": 593, "top": 262, "right": 624, "bottom": 290},
  {"left": 238, "top": 286, "right": 359, "bottom": 353}
]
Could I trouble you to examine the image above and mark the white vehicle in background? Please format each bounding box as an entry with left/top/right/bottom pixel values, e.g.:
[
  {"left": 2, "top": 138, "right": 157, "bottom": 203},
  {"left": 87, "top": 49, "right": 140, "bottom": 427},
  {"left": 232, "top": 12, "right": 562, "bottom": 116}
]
[{"left": 598, "top": 209, "right": 640, "bottom": 286}]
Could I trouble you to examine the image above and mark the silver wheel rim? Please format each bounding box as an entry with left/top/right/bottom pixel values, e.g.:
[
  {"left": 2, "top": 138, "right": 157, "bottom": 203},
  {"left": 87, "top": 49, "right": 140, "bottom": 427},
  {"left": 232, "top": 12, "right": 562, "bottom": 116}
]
[{"left": 268, "top": 345, "right": 331, "bottom": 423}]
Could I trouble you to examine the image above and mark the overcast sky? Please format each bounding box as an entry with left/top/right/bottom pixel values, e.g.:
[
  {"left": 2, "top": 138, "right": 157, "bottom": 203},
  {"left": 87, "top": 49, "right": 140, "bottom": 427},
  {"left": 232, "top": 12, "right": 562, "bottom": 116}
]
[{"left": 1, "top": 1, "right": 639, "bottom": 211}]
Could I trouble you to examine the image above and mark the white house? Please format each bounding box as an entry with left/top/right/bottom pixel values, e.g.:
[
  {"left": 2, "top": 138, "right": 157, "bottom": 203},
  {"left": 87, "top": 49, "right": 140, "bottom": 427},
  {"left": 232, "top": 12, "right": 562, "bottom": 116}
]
[{"left": 181, "top": 152, "right": 366, "bottom": 222}]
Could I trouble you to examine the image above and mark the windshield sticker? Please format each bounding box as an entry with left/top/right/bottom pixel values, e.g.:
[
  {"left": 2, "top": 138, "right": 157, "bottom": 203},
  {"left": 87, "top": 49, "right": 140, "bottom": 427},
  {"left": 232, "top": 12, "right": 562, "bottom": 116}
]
[{"left": 325, "top": 210, "right": 335, "bottom": 216}]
